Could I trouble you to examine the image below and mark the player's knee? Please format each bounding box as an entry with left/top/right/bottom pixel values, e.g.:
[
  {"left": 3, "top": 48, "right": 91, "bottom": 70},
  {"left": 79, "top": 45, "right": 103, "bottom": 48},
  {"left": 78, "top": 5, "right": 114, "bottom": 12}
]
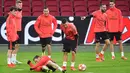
[
  {"left": 105, "top": 40, "right": 110, "bottom": 45},
  {"left": 96, "top": 42, "right": 100, "bottom": 47},
  {"left": 72, "top": 50, "right": 76, "bottom": 54}
]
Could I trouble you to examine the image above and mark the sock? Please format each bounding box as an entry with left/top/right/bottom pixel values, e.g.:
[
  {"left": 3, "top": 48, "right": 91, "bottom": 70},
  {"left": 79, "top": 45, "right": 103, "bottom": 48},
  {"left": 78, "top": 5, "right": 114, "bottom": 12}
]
[
  {"left": 101, "top": 50, "right": 104, "bottom": 54},
  {"left": 48, "top": 55, "right": 51, "bottom": 58},
  {"left": 63, "top": 61, "right": 67, "bottom": 67},
  {"left": 57, "top": 67, "right": 63, "bottom": 71},
  {"left": 121, "top": 52, "right": 124, "bottom": 57},
  {"left": 42, "top": 52, "right": 45, "bottom": 56},
  {"left": 111, "top": 52, "right": 115, "bottom": 57},
  {"left": 71, "top": 62, "right": 75, "bottom": 67},
  {"left": 96, "top": 54, "right": 99, "bottom": 58},
  {"left": 42, "top": 66, "right": 49, "bottom": 70},
  {"left": 12, "top": 54, "right": 16, "bottom": 61},
  {"left": 7, "top": 58, "right": 11, "bottom": 64}
]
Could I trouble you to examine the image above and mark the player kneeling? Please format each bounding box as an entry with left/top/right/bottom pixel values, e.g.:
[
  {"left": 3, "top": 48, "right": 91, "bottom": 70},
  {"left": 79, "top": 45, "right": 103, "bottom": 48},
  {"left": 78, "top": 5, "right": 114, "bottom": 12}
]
[{"left": 27, "top": 55, "right": 66, "bottom": 73}]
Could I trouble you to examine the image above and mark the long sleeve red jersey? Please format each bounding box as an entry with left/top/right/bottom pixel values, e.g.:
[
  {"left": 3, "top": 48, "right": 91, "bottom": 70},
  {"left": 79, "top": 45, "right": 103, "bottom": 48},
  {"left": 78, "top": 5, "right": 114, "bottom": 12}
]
[
  {"left": 60, "top": 23, "right": 78, "bottom": 40},
  {"left": 106, "top": 7, "right": 123, "bottom": 32},
  {"left": 6, "top": 13, "right": 18, "bottom": 42},
  {"left": 92, "top": 10, "right": 107, "bottom": 32},
  {"left": 31, "top": 56, "right": 50, "bottom": 69},
  {"left": 15, "top": 11, "right": 22, "bottom": 31},
  {"left": 34, "top": 14, "right": 57, "bottom": 38}
]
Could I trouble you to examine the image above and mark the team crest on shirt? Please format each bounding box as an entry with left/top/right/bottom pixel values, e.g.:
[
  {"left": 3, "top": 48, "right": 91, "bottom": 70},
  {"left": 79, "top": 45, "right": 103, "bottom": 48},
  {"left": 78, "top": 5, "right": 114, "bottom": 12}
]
[{"left": 84, "top": 17, "right": 130, "bottom": 44}]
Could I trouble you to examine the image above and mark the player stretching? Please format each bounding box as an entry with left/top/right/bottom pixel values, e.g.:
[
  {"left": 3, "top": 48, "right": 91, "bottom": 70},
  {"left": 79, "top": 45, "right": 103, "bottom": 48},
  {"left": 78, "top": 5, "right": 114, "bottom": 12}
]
[
  {"left": 34, "top": 7, "right": 57, "bottom": 58},
  {"left": 11, "top": 0, "right": 22, "bottom": 64},
  {"left": 105, "top": 0, "right": 127, "bottom": 60},
  {"left": 6, "top": 6, "right": 18, "bottom": 68},
  {"left": 27, "top": 55, "right": 66, "bottom": 73},
  {"left": 81, "top": 4, "right": 110, "bottom": 62},
  {"left": 60, "top": 18, "right": 79, "bottom": 70}
]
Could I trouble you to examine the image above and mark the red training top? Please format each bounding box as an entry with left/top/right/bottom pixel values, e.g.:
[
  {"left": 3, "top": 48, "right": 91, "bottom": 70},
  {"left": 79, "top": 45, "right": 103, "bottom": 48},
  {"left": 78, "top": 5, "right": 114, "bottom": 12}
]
[
  {"left": 106, "top": 7, "right": 123, "bottom": 32},
  {"left": 6, "top": 13, "right": 19, "bottom": 42},
  {"left": 34, "top": 14, "right": 57, "bottom": 38},
  {"left": 92, "top": 10, "right": 107, "bottom": 32},
  {"left": 60, "top": 23, "right": 78, "bottom": 40}
]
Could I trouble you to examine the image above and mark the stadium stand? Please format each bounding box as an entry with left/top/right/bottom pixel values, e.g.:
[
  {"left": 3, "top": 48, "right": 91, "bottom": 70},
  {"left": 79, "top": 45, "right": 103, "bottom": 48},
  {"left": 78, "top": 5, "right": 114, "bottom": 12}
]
[
  {"left": 0, "top": 0, "right": 129, "bottom": 16},
  {"left": 4, "top": 0, "right": 15, "bottom": 16},
  {"left": 32, "top": 0, "right": 44, "bottom": 16},
  {"left": 0, "top": 0, "right": 3, "bottom": 16}
]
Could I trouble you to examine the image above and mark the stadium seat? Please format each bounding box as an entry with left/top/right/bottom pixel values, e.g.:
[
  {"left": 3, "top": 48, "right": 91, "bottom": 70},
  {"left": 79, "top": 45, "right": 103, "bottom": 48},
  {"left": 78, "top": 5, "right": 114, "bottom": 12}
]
[
  {"left": 87, "top": 1, "right": 100, "bottom": 7},
  {"left": 32, "top": 6, "right": 43, "bottom": 16},
  {"left": 61, "top": 11, "right": 74, "bottom": 16},
  {"left": 74, "top": 6, "right": 87, "bottom": 12},
  {"left": 49, "top": 11, "right": 60, "bottom": 16},
  {"left": 32, "top": 0, "right": 44, "bottom": 7},
  {"left": 48, "top": 6, "right": 59, "bottom": 12},
  {"left": 88, "top": 6, "right": 99, "bottom": 14},
  {"left": 60, "top": 6, "right": 73, "bottom": 12},
  {"left": 22, "top": 11, "right": 31, "bottom": 16},
  {"left": 73, "top": 0, "right": 86, "bottom": 1},
  {"left": 32, "top": 12, "right": 43, "bottom": 16},
  {"left": 75, "top": 11, "right": 88, "bottom": 16},
  {"left": 22, "top": 0, "right": 30, "bottom": 5},
  {"left": 101, "top": 0, "right": 109, "bottom": 7},
  {"left": 117, "top": 6, "right": 129, "bottom": 12},
  {"left": 46, "top": 0, "right": 58, "bottom": 7},
  {"left": 73, "top": 1, "right": 87, "bottom": 7},
  {"left": 59, "top": 1, "right": 72, "bottom": 7},
  {"left": 4, "top": 7, "right": 11, "bottom": 16},
  {"left": 0, "top": 0, "right": 3, "bottom": 16},
  {"left": 0, "top": 9, "right": 2, "bottom": 16},
  {"left": 115, "top": 0, "right": 129, "bottom": 7},
  {"left": 32, "top": 0, "right": 44, "bottom": 16},
  {"left": 22, "top": 6, "right": 31, "bottom": 16},
  {"left": 59, "top": 0, "right": 72, "bottom": 1},
  {"left": 122, "top": 11, "right": 129, "bottom": 16}
]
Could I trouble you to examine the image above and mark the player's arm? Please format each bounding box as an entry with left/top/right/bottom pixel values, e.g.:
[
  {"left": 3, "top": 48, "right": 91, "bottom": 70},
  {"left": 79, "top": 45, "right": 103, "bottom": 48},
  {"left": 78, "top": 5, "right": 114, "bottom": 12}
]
[
  {"left": 81, "top": 15, "right": 94, "bottom": 20},
  {"left": 31, "top": 60, "right": 43, "bottom": 70},
  {"left": 6, "top": 17, "right": 12, "bottom": 40},
  {"left": 71, "top": 24, "right": 79, "bottom": 40},
  {"left": 34, "top": 16, "right": 43, "bottom": 36},
  {"left": 81, "top": 11, "right": 97, "bottom": 20},
  {"left": 52, "top": 16, "right": 58, "bottom": 34},
  {"left": 60, "top": 25, "right": 65, "bottom": 40},
  {"left": 15, "top": 12, "right": 22, "bottom": 19},
  {"left": 118, "top": 10, "right": 123, "bottom": 32}
]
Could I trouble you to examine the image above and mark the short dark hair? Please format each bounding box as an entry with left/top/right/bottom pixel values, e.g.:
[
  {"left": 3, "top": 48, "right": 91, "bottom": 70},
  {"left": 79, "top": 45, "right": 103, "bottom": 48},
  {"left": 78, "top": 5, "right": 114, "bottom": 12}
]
[
  {"left": 10, "top": 6, "right": 17, "bottom": 11},
  {"left": 44, "top": 6, "right": 48, "bottom": 9},
  {"left": 110, "top": 0, "right": 115, "bottom": 3},
  {"left": 61, "top": 18, "right": 68, "bottom": 24},
  {"left": 16, "top": 0, "right": 22, "bottom": 3},
  {"left": 33, "top": 55, "right": 40, "bottom": 61},
  {"left": 100, "top": 4, "right": 106, "bottom": 7}
]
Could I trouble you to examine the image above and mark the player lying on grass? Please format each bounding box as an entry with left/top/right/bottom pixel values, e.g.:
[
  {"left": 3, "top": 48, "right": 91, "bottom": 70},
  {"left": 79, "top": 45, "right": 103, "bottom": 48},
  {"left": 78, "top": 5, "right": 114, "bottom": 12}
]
[{"left": 27, "top": 55, "right": 66, "bottom": 73}]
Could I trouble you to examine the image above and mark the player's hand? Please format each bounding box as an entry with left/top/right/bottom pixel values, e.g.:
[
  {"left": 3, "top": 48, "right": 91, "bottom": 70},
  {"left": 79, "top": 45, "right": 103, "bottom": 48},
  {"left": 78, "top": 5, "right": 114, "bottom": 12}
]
[
  {"left": 81, "top": 16, "right": 86, "bottom": 20},
  {"left": 27, "top": 60, "right": 31, "bottom": 64}
]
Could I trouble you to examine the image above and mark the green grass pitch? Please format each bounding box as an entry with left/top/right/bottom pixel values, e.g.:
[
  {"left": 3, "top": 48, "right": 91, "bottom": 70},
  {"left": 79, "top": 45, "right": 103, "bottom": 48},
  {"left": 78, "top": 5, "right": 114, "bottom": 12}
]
[{"left": 0, "top": 45, "right": 130, "bottom": 73}]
